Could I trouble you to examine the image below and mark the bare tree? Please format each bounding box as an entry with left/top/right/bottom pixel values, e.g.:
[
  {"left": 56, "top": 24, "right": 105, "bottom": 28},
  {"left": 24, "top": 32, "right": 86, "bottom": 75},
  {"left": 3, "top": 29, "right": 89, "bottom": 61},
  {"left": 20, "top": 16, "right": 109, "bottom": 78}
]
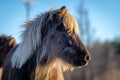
[
  {"left": 78, "top": 0, "right": 93, "bottom": 48},
  {"left": 21, "top": 0, "right": 37, "bottom": 20},
  {"left": 77, "top": 1, "right": 94, "bottom": 80}
]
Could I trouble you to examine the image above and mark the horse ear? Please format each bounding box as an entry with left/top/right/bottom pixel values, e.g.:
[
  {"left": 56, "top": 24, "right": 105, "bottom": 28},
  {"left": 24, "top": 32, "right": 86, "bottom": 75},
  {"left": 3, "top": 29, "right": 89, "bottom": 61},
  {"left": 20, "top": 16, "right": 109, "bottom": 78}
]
[{"left": 59, "top": 6, "right": 66, "bottom": 17}]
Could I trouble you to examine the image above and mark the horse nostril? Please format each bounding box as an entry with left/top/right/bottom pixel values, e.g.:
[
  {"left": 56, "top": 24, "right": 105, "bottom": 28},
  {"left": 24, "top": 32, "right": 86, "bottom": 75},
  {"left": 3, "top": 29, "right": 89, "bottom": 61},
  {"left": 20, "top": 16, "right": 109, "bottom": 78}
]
[{"left": 85, "top": 55, "right": 90, "bottom": 61}]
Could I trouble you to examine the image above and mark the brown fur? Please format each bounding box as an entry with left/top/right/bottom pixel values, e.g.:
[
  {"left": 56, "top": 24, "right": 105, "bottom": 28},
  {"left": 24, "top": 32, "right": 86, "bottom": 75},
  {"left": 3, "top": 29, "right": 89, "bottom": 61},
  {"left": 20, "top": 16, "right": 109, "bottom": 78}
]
[
  {"left": 0, "top": 35, "right": 16, "bottom": 80},
  {"left": 0, "top": 35, "right": 16, "bottom": 67}
]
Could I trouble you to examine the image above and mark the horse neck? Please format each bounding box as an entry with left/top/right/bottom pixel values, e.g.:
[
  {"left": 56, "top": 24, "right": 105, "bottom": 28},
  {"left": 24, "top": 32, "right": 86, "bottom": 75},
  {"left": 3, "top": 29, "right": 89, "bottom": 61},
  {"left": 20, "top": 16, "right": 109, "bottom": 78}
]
[{"left": 35, "top": 62, "right": 64, "bottom": 80}]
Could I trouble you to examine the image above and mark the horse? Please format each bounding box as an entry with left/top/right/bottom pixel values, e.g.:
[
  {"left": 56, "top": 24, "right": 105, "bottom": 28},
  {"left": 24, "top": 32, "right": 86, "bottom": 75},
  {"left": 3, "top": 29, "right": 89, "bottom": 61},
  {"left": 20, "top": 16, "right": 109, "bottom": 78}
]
[
  {"left": 0, "top": 35, "right": 16, "bottom": 79},
  {"left": 2, "top": 6, "right": 91, "bottom": 80},
  {"left": 0, "top": 35, "right": 16, "bottom": 67}
]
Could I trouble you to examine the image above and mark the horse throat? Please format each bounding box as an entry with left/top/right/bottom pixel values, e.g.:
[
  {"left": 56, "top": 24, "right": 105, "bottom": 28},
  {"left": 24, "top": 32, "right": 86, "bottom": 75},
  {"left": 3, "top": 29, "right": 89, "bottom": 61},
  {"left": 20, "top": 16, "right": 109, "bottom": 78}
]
[{"left": 35, "top": 62, "right": 64, "bottom": 80}]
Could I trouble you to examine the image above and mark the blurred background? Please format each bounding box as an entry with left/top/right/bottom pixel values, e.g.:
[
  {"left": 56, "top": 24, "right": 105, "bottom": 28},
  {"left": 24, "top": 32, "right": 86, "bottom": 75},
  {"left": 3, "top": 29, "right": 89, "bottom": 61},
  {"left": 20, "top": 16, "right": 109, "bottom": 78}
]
[{"left": 0, "top": 0, "right": 120, "bottom": 80}]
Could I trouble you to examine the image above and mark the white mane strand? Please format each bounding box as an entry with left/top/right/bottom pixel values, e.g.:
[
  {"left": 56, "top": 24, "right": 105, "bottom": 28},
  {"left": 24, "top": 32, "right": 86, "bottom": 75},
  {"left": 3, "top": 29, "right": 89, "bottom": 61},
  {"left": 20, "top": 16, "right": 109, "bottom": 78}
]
[{"left": 11, "top": 16, "right": 43, "bottom": 68}]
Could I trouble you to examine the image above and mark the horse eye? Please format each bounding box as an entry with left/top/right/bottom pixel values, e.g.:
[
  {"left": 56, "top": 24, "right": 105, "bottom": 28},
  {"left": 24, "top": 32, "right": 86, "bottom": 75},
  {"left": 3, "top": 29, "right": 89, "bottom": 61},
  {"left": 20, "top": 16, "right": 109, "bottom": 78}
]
[{"left": 69, "top": 40, "right": 72, "bottom": 46}]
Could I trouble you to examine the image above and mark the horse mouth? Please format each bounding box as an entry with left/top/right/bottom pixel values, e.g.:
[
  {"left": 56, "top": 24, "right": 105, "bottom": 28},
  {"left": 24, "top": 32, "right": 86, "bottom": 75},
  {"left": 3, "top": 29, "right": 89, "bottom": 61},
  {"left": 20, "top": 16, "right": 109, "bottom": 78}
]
[{"left": 69, "top": 59, "right": 89, "bottom": 68}]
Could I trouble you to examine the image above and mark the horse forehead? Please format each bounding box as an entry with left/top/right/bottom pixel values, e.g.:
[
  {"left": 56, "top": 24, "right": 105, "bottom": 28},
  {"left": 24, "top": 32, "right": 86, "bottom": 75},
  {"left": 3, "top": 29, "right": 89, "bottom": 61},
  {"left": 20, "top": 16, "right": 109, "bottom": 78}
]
[{"left": 63, "top": 12, "right": 78, "bottom": 33}]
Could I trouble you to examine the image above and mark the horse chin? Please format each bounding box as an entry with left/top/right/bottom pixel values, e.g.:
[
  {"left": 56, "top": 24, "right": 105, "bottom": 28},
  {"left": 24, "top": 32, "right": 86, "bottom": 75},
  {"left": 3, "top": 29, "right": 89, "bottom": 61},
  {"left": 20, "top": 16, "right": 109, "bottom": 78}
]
[{"left": 61, "top": 60, "right": 89, "bottom": 72}]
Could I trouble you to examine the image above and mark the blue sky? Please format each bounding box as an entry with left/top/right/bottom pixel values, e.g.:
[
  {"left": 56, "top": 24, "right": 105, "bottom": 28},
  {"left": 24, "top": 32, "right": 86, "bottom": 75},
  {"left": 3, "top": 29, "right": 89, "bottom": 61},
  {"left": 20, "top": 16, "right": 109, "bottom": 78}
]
[{"left": 0, "top": 0, "right": 120, "bottom": 43}]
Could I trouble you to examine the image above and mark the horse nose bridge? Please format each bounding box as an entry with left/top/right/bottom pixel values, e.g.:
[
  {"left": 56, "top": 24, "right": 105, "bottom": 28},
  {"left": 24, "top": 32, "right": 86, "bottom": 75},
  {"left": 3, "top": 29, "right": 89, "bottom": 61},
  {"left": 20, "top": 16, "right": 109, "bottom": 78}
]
[
  {"left": 73, "top": 39, "right": 91, "bottom": 61},
  {"left": 70, "top": 35, "right": 91, "bottom": 60}
]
